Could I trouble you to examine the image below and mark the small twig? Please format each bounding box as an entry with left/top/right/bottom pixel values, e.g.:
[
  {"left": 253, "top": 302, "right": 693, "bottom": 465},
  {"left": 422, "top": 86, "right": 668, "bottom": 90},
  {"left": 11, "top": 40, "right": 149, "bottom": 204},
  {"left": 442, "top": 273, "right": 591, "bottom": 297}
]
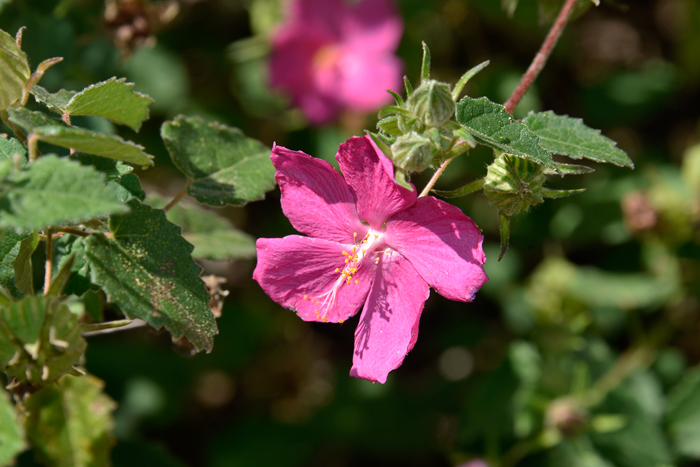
[
  {"left": 28, "top": 134, "right": 38, "bottom": 163},
  {"left": 164, "top": 180, "right": 192, "bottom": 212},
  {"left": 44, "top": 228, "right": 53, "bottom": 295},
  {"left": 503, "top": 0, "right": 578, "bottom": 115},
  {"left": 57, "top": 227, "right": 90, "bottom": 237},
  {"left": 419, "top": 157, "right": 456, "bottom": 197}
]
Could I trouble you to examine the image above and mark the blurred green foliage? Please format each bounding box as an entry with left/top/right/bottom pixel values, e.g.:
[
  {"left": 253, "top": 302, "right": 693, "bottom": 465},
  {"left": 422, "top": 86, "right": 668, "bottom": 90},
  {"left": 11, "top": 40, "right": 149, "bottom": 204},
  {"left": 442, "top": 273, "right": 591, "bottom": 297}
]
[{"left": 2, "top": 0, "right": 700, "bottom": 466}]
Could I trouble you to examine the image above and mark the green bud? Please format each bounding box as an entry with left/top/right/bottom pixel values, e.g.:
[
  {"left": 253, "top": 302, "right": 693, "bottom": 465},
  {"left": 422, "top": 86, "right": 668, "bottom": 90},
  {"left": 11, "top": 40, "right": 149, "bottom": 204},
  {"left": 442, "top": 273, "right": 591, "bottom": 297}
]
[
  {"left": 484, "top": 153, "right": 546, "bottom": 216},
  {"left": 406, "top": 79, "right": 455, "bottom": 128},
  {"left": 391, "top": 131, "right": 438, "bottom": 173}
]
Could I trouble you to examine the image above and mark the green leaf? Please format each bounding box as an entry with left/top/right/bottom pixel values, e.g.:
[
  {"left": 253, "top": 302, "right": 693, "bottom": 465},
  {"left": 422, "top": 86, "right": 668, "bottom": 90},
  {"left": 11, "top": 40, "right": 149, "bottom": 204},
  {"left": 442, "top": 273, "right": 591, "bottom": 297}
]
[
  {"left": 53, "top": 235, "right": 98, "bottom": 297},
  {"left": 84, "top": 200, "right": 218, "bottom": 352},
  {"left": 545, "top": 162, "right": 595, "bottom": 175},
  {"left": 0, "top": 134, "right": 27, "bottom": 167},
  {"left": 0, "top": 387, "right": 25, "bottom": 465},
  {"left": 148, "top": 194, "right": 256, "bottom": 261},
  {"left": 11, "top": 233, "right": 37, "bottom": 297},
  {"left": 0, "top": 229, "right": 30, "bottom": 298},
  {"left": 0, "top": 155, "right": 130, "bottom": 231},
  {"left": 0, "top": 28, "right": 30, "bottom": 110},
  {"left": 161, "top": 116, "right": 276, "bottom": 206},
  {"left": 0, "top": 296, "right": 87, "bottom": 384},
  {"left": 456, "top": 96, "right": 556, "bottom": 170},
  {"left": 431, "top": 178, "right": 484, "bottom": 198},
  {"left": 666, "top": 366, "right": 700, "bottom": 458},
  {"left": 589, "top": 384, "right": 671, "bottom": 467},
  {"left": 542, "top": 188, "right": 587, "bottom": 198},
  {"left": 522, "top": 111, "right": 634, "bottom": 168},
  {"left": 7, "top": 108, "right": 154, "bottom": 166},
  {"left": 31, "top": 85, "right": 76, "bottom": 114},
  {"left": 23, "top": 374, "right": 116, "bottom": 467},
  {"left": 65, "top": 77, "right": 153, "bottom": 132},
  {"left": 69, "top": 152, "right": 133, "bottom": 182}
]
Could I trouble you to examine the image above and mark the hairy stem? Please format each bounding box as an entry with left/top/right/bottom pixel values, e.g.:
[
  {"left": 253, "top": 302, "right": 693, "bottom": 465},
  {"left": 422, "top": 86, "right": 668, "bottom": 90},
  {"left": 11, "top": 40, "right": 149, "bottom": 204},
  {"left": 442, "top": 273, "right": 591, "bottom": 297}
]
[
  {"left": 44, "top": 228, "right": 53, "bottom": 295},
  {"left": 419, "top": 157, "right": 456, "bottom": 197},
  {"left": 164, "top": 180, "right": 193, "bottom": 212},
  {"left": 503, "top": 0, "right": 578, "bottom": 115}
]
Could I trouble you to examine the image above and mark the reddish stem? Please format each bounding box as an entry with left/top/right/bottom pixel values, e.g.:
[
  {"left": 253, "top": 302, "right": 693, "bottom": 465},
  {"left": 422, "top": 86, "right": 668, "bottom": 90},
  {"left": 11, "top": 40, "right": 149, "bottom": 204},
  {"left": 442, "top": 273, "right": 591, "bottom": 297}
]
[
  {"left": 164, "top": 181, "right": 193, "bottom": 212},
  {"left": 503, "top": 0, "right": 578, "bottom": 115}
]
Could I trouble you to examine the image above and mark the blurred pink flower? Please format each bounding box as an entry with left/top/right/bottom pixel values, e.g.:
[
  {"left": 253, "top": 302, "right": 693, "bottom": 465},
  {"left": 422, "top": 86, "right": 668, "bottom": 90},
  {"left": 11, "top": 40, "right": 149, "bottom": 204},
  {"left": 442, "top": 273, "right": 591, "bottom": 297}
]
[
  {"left": 253, "top": 136, "right": 487, "bottom": 383},
  {"left": 269, "top": 0, "right": 403, "bottom": 124}
]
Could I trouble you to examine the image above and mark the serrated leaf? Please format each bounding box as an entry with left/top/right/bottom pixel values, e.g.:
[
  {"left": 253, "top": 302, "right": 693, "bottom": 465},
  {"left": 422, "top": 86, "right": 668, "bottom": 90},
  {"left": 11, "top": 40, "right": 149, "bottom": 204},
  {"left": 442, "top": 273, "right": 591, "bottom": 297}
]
[
  {"left": 7, "top": 108, "right": 154, "bottom": 166},
  {"left": 456, "top": 96, "right": 556, "bottom": 170},
  {"left": 0, "top": 229, "right": 30, "bottom": 298},
  {"left": 23, "top": 374, "right": 115, "bottom": 467},
  {"left": 31, "top": 85, "right": 76, "bottom": 114},
  {"left": 0, "top": 155, "right": 130, "bottom": 231},
  {"left": 666, "top": 366, "right": 700, "bottom": 458},
  {"left": 65, "top": 77, "right": 153, "bottom": 132},
  {"left": 0, "top": 28, "right": 30, "bottom": 110},
  {"left": 0, "top": 135, "right": 27, "bottom": 167},
  {"left": 161, "top": 116, "right": 276, "bottom": 206},
  {"left": 523, "top": 111, "right": 633, "bottom": 168},
  {"left": 52, "top": 235, "right": 98, "bottom": 297},
  {"left": 0, "top": 387, "right": 25, "bottom": 465},
  {"left": 148, "top": 194, "right": 256, "bottom": 261},
  {"left": 84, "top": 200, "right": 218, "bottom": 352},
  {"left": 0, "top": 296, "right": 87, "bottom": 384}
]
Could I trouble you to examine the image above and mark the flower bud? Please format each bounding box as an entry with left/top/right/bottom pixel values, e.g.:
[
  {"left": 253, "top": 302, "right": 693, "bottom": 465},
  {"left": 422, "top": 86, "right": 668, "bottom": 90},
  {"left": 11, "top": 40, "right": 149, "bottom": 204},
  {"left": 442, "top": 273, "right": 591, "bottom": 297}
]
[
  {"left": 483, "top": 153, "right": 546, "bottom": 216},
  {"left": 391, "top": 131, "right": 438, "bottom": 172},
  {"left": 406, "top": 79, "right": 455, "bottom": 128},
  {"left": 545, "top": 397, "right": 589, "bottom": 439}
]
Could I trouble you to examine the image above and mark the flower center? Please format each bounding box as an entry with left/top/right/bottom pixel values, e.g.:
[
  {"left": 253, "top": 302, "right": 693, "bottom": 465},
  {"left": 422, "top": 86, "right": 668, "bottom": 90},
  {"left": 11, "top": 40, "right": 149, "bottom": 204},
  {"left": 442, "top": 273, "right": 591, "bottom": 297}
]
[
  {"left": 312, "top": 44, "right": 341, "bottom": 73},
  {"left": 312, "top": 229, "right": 385, "bottom": 322}
]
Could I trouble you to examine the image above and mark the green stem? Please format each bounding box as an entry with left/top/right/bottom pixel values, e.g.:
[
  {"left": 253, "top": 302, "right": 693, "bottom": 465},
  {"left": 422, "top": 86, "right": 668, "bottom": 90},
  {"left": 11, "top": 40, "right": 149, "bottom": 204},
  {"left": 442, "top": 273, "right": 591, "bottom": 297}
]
[
  {"left": 43, "top": 228, "right": 53, "bottom": 296},
  {"left": 28, "top": 134, "right": 38, "bottom": 163},
  {"left": 503, "top": 0, "right": 578, "bottom": 114}
]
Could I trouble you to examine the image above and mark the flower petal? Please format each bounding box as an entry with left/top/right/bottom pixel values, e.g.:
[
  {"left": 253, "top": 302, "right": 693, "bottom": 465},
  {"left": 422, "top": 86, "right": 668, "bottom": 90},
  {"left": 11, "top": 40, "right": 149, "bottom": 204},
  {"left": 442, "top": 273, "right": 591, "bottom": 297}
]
[
  {"left": 350, "top": 250, "right": 429, "bottom": 384},
  {"left": 385, "top": 196, "right": 488, "bottom": 302},
  {"left": 343, "top": 0, "right": 403, "bottom": 53},
  {"left": 337, "top": 51, "right": 403, "bottom": 112},
  {"left": 272, "top": 145, "right": 367, "bottom": 243},
  {"left": 336, "top": 136, "right": 416, "bottom": 230},
  {"left": 254, "top": 236, "right": 374, "bottom": 323}
]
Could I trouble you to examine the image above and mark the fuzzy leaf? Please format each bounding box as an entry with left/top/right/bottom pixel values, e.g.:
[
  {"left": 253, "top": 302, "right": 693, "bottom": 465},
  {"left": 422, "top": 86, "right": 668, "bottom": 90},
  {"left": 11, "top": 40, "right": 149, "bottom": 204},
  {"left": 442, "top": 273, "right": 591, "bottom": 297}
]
[
  {"left": 53, "top": 235, "right": 97, "bottom": 297},
  {"left": 84, "top": 200, "right": 218, "bottom": 352},
  {"left": 148, "top": 194, "right": 256, "bottom": 261},
  {"left": 11, "top": 233, "right": 37, "bottom": 297},
  {"left": 65, "top": 77, "right": 153, "bottom": 131},
  {"left": 161, "top": 116, "right": 276, "bottom": 206},
  {"left": 0, "top": 28, "right": 30, "bottom": 110},
  {"left": 0, "top": 135, "right": 27, "bottom": 166},
  {"left": 666, "top": 367, "right": 700, "bottom": 458},
  {"left": 0, "top": 387, "right": 25, "bottom": 465},
  {"left": 456, "top": 96, "right": 556, "bottom": 170},
  {"left": 7, "top": 108, "right": 154, "bottom": 166},
  {"left": 545, "top": 161, "right": 595, "bottom": 175},
  {"left": 31, "top": 85, "right": 76, "bottom": 114},
  {"left": 0, "top": 229, "right": 30, "bottom": 298},
  {"left": 23, "top": 374, "right": 116, "bottom": 467},
  {"left": 69, "top": 152, "right": 133, "bottom": 182},
  {"left": 523, "top": 111, "right": 633, "bottom": 168},
  {"left": 0, "top": 155, "right": 130, "bottom": 231}
]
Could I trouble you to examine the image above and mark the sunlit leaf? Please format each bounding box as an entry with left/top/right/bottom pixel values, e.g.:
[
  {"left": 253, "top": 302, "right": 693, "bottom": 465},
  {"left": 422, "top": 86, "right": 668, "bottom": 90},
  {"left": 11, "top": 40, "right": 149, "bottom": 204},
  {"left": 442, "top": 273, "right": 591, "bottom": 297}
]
[
  {"left": 85, "top": 200, "right": 218, "bottom": 352},
  {"left": 161, "top": 116, "right": 276, "bottom": 206},
  {"left": 0, "top": 134, "right": 27, "bottom": 167},
  {"left": 0, "top": 229, "right": 30, "bottom": 298},
  {"left": 65, "top": 77, "right": 153, "bottom": 131},
  {"left": 0, "top": 28, "right": 30, "bottom": 110},
  {"left": 31, "top": 85, "right": 76, "bottom": 114},
  {"left": 456, "top": 96, "right": 556, "bottom": 170},
  {"left": 7, "top": 108, "right": 154, "bottom": 166},
  {"left": 0, "top": 155, "right": 130, "bottom": 231},
  {"left": 523, "top": 111, "right": 633, "bottom": 168},
  {"left": 23, "top": 374, "right": 116, "bottom": 467}
]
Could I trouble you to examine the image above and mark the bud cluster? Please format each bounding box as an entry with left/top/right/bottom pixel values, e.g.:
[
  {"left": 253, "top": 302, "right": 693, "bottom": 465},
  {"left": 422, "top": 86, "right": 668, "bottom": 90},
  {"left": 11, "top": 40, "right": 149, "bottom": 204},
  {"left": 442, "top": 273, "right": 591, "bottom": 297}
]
[{"left": 372, "top": 43, "right": 488, "bottom": 186}]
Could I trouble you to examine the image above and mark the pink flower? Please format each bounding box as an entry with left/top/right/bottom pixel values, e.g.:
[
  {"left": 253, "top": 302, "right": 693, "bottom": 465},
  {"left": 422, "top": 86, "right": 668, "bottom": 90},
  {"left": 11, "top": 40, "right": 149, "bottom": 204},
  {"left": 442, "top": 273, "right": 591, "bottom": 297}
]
[
  {"left": 253, "top": 136, "right": 488, "bottom": 383},
  {"left": 269, "top": 0, "right": 403, "bottom": 124}
]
